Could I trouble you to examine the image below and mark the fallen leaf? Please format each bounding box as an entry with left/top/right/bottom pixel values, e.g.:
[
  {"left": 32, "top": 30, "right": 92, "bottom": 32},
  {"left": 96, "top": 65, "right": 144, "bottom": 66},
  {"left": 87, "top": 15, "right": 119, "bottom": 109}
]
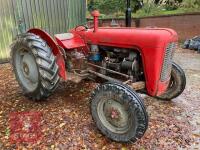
[
  {"left": 121, "top": 147, "right": 128, "bottom": 150},
  {"left": 59, "top": 123, "right": 66, "bottom": 128},
  {"left": 51, "top": 145, "right": 55, "bottom": 149}
]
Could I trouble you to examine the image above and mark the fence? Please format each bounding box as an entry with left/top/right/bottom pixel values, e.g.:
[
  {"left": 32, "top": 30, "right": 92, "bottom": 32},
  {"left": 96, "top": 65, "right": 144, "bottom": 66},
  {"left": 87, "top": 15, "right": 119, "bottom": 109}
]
[{"left": 0, "top": 0, "right": 86, "bottom": 63}]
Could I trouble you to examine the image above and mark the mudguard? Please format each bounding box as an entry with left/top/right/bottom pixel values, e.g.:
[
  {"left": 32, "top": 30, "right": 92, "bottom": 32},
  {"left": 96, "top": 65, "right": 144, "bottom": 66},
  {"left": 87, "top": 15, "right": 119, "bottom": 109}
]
[{"left": 28, "top": 28, "right": 66, "bottom": 80}]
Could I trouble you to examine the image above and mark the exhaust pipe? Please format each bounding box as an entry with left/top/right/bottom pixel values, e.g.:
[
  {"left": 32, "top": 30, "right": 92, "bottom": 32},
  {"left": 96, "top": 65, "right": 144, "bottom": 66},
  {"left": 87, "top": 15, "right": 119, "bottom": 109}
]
[{"left": 126, "top": 0, "right": 132, "bottom": 27}]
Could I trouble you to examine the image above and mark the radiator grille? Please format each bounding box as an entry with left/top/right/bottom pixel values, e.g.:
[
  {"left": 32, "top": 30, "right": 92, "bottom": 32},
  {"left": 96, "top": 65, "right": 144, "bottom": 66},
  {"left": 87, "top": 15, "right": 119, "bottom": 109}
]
[{"left": 160, "top": 43, "right": 177, "bottom": 81}]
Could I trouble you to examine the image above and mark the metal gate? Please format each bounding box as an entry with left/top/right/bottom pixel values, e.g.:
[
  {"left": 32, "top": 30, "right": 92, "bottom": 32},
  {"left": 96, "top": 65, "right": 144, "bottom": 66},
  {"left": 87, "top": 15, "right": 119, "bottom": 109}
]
[{"left": 0, "top": 0, "right": 86, "bottom": 63}]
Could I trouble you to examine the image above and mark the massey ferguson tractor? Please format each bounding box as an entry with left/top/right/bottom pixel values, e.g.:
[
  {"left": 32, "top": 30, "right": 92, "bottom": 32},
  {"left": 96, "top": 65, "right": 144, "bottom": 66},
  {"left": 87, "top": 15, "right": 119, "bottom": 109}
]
[{"left": 10, "top": 9, "right": 186, "bottom": 143}]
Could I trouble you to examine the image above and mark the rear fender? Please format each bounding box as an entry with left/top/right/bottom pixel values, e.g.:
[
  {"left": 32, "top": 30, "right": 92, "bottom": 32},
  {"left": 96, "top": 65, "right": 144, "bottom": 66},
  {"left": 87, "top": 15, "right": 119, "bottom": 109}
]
[
  {"left": 28, "top": 28, "right": 66, "bottom": 80},
  {"left": 54, "top": 32, "right": 86, "bottom": 50}
]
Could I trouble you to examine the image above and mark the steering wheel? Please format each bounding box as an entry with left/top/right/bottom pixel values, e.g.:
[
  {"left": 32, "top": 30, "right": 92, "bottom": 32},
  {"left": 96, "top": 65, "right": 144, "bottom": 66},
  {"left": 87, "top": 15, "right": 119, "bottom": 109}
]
[{"left": 75, "top": 25, "right": 89, "bottom": 31}]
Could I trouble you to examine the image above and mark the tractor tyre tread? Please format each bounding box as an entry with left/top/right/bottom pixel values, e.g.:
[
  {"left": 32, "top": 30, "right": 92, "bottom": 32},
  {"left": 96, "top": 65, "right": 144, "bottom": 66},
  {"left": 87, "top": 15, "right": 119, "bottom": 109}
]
[
  {"left": 11, "top": 33, "right": 60, "bottom": 101},
  {"left": 90, "top": 82, "right": 148, "bottom": 143},
  {"left": 157, "top": 62, "right": 186, "bottom": 100}
]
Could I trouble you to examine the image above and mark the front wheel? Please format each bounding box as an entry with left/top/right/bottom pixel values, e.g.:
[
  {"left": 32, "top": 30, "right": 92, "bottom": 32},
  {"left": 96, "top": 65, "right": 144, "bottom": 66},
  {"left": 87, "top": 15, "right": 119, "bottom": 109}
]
[
  {"left": 91, "top": 82, "right": 148, "bottom": 143},
  {"left": 157, "top": 62, "right": 186, "bottom": 100}
]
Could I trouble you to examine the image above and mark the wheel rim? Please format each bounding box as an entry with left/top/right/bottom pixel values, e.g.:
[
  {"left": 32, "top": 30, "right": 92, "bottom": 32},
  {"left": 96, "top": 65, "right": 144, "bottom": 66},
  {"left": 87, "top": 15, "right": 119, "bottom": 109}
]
[
  {"left": 15, "top": 48, "right": 39, "bottom": 92},
  {"left": 97, "top": 98, "right": 131, "bottom": 134}
]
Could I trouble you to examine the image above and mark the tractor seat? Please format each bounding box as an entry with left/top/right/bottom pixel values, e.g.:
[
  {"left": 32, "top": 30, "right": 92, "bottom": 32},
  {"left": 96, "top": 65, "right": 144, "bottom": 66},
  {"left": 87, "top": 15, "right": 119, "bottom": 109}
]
[
  {"left": 55, "top": 33, "right": 74, "bottom": 40},
  {"left": 54, "top": 33, "right": 85, "bottom": 49}
]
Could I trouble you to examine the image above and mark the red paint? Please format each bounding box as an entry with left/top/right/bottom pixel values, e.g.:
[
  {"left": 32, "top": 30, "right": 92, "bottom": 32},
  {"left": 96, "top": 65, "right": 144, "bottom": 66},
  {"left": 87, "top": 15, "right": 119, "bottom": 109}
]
[
  {"left": 91, "top": 10, "right": 100, "bottom": 32},
  {"left": 71, "top": 27, "right": 177, "bottom": 96},
  {"left": 27, "top": 11, "right": 178, "bottom": 97},
  {"left": 55, "top": 33, "right": 86, "bottom": 49},
  {"left": 56, "top": 53, "right": 67, "bottom": 80},
  {"left": 28, "top": 28, "right": 66, "bottom": 80}
]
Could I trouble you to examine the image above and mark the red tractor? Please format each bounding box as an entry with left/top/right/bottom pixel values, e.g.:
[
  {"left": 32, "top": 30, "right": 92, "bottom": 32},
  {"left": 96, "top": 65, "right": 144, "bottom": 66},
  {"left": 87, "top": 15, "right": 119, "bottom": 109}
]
[{"left": 11, "top": 10, "right": 186, "bottom": 143}]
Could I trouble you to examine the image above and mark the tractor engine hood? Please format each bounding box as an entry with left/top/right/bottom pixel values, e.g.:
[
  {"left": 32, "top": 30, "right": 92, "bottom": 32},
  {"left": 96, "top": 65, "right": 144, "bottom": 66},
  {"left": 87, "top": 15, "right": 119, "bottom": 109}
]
[
  {"left": 74, "top": 27, "right": 178, "bottom": 96},
  {"left": 81, "top": 27, "right": 178, "bottom": 49}
]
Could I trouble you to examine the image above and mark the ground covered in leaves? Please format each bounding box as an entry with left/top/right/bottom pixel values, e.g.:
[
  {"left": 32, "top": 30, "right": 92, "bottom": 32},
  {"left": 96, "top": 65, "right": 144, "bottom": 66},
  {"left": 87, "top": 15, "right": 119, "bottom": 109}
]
[{"left": 0, "top": 48, "right": 199, "bottom": 149}]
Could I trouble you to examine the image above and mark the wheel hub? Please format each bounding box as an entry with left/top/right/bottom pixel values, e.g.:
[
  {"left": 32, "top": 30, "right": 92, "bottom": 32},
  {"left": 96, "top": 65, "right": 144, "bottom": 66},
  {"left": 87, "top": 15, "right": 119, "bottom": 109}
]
[
  {"left": 15, "top": 49, "right": 39, "bottom": 92},
  {"left": 21, "top": 52, "right": 38, "bottom": 84},
  {"left": 99, "top": 99, "right": 128, "bottom": 132},
  {"left": 110, "top": 107, "right": 120, "bottom": 119},
  {"left": 23, "top": 62, "right": 30, "bottom": 76}
]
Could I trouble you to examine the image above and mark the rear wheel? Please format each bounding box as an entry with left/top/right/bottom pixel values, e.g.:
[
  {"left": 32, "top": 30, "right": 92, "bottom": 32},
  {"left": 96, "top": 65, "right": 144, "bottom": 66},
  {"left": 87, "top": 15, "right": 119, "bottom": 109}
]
[
  {"left": 11, "top": 33, "right": 60, "bottom": 100},
  {"left": 91, "top": 82, "right": 148, "bottom": 143},
  {"left": 157, "top": 62, "right": 186, "bottom": 100}
]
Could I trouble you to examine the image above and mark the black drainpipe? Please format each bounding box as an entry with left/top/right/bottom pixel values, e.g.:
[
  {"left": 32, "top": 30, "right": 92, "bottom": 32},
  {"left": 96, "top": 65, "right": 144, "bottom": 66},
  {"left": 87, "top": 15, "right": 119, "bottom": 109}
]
[{"left": 125, "top": 0, "right": 132, "bottom": 27}]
